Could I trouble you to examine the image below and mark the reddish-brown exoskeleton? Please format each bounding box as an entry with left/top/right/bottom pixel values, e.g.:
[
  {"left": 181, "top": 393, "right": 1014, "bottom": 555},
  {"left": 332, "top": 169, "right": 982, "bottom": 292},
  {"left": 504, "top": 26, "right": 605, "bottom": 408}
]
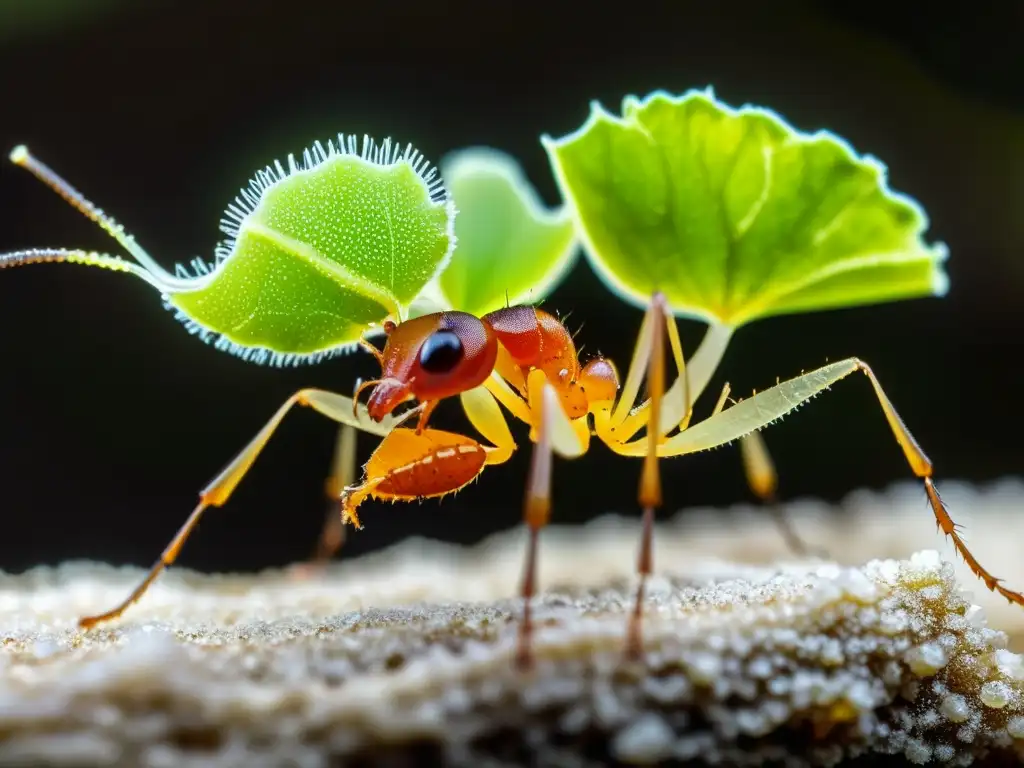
[
  {"left": 342, "top": 305, "right": 623, "bottom": 664},
  {"left": 77, "top": 294, "right": 1024, "bottom": 670},
  {"left": 347, "top": 306, "right": 619, "bottom": 523}
]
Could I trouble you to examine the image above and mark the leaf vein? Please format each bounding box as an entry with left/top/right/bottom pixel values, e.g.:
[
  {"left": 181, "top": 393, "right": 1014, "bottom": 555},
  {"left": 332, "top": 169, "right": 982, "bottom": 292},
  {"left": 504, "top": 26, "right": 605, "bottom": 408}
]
[{"left": 242, "top": 220, "right": 400, "bottom": 317}]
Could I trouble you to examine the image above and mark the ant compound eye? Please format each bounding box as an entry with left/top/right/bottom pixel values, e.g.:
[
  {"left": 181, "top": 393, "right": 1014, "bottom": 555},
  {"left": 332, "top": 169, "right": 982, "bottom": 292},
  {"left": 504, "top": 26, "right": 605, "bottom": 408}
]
[{"left": 418, "top": 329, "right": 464, "bottom": 374}]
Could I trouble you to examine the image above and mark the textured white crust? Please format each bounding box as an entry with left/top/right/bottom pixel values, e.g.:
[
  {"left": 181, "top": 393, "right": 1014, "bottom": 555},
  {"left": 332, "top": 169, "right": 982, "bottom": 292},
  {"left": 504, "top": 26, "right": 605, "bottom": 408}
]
[{"left": 2, "top": 478, "right": 1024, "bottom": 765}]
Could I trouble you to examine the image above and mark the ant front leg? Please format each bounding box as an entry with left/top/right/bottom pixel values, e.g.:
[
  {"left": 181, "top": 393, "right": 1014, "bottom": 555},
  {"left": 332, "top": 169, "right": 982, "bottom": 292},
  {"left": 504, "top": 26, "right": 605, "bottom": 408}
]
[
  {"left": 739, "top": 431, "right": 828, "bottom": 559},
  {"left": 77, "top": 389, "right": 396, "bottom": 630},
  {"left": 339, "top": 385, "right": 517, "bottom": 531}
]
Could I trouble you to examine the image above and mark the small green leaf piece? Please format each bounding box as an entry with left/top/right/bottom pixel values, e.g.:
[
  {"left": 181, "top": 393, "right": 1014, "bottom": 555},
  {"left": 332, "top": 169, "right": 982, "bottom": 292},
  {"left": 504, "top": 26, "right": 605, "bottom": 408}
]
[
  {"left": 429, "top": 147, "right": 577, "bottom": 317},
  {"left": 542, "top": 88, "right": 949, "bottom": 327},
  {"left": 169, "top": 135, "right": 455, "bottom": 363}
]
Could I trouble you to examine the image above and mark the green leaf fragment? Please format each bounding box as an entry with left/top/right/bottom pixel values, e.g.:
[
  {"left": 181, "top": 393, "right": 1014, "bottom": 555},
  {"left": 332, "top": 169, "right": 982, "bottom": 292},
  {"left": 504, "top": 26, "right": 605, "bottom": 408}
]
[
  {"left": 543, "top": 88, "right": 949, "bottom": 327},
  {"left": 429, "top": 147, "right": 577, "bottom": 317},
  {"left": 170, "top": 230, "right": 385, "bottom": 355},
  {"left": 168, "top": 137, "right": 455, "bottom": 356}
]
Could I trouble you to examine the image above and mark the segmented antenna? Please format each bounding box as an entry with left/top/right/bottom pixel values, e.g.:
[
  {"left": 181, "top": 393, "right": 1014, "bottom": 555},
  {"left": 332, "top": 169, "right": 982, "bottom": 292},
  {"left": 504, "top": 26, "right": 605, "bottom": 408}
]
[
  {"left": 5, "top": 136, "right": 451, "bottom": 370},
  {"left": 8, "top": 146, "right": 195, "bottom": 292},
  {"left": 0, "top": 247, "right": 163, "bottom": 288}
]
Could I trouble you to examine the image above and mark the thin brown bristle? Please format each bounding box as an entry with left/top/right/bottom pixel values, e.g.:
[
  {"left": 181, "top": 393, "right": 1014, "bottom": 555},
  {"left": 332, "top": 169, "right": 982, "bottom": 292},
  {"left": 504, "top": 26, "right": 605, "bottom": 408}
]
[{"left": 924, "top": 478, "right": 1024, "bottom": 607}]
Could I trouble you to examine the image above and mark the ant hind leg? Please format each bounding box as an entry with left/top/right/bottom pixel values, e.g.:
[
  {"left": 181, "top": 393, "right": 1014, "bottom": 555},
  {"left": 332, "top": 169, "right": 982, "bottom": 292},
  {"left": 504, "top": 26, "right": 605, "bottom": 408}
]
[{"left": 739, "top": 431, "right": 829, "bottom": 559}]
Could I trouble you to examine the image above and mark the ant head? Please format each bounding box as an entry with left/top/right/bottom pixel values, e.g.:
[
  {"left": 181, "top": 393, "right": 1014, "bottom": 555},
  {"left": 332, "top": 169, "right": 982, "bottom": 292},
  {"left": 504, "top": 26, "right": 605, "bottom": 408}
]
[{"left": 362, "top": 311, "right": 499, "bottom": 422}]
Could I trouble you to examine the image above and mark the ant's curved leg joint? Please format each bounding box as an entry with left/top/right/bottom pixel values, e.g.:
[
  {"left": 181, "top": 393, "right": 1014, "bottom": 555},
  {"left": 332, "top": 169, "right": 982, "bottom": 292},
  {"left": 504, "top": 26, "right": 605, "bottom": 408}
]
[
  {"left": 77, "top": 388, "right": 400, "bottom": 630},
  {"left": 618, "top": 357, "right": 1023, "bottom": 609}
]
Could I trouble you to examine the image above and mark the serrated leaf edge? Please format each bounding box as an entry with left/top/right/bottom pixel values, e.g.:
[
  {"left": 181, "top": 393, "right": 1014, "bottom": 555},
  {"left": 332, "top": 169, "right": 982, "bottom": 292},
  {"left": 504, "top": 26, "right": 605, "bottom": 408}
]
[
  {"left": 542, "top": 86, "right": 949, "bottom": 326},
  {"left": 432, "top": 146, "right": 579, "bottom": 312},
  {"left": 166, "top": 134, "right": 458, "bottom": 367}
]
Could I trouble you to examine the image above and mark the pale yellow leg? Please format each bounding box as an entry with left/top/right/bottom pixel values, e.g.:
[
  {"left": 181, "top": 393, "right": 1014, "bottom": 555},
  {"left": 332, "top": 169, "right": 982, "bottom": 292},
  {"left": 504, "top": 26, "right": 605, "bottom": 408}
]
[
  {"left": 588, "top": 294, "right": 689, "bottom": 659},
  {"left": 608, "top": 322, "right": 733, "bottom": 445},
  {"left": 711, "top": 381, "right": 731, "bottom": 417},
  {"left": 612, "top": 358, "right": 1024, "bottom": 608},
  {"left": 600, "top": 299, "right": 691, "bottom": 443},
  {"left": 514, "top": 376, "right": 562, "bottom": 670},
  {"left": 78, "top": 389, "right": 397, "bottom": 629},
  {"left": 459, "top": 385, "right": 517, "bottom": 465}
]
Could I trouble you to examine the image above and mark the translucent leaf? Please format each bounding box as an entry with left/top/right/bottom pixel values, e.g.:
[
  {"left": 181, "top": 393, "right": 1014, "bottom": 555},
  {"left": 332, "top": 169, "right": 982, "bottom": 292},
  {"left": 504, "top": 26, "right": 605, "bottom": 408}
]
[
  {"left": 168, "top": 136, "right": 455, "bottom": 358},
  {"left": 542, "top": 88, "right": 949, "bottom": 327},
  {"left": 427, "top": 147, "right": 578, "bottom": 317}
]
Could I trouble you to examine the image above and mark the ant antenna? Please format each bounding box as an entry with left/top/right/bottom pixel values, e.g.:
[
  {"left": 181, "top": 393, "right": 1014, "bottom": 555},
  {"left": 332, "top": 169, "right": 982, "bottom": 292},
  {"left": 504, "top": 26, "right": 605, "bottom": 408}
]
[{"left": 9, "top": 146, "right": 193, "bottom": 292}]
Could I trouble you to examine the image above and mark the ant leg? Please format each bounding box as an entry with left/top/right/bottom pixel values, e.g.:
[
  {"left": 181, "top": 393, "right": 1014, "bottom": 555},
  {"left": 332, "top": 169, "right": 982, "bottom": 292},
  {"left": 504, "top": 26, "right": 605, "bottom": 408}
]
[
  {"left": 296, "top": 399, "right": 431, "bottom": 577},
  {"left": 616, "top": 358, "right": 1024, "bottom": 608},
  {"left": 591, "top": 293, "right": 681, "bottom": 657},
  {"left": 515, "top": 373, "right": 563, "bottom": 670},
  {"left": 625, "top": 293, "right": 670, "bottom": 660},
  {"left": 602, "top": 299, "right": 687, "bottom": 440},
  {"left": 316, "top": 424, "right": 358, "bottom": 563},
  {"left": 608, "top": 322, "right": 734, "bottom": 445},
  {"left": 290, "top": 424, "right": 360, "bottom": 579},
  {"left": 593, "top": 296, "right": 694, "bottom": 448},
  {"left": 514, "top": 370, "right": 589, "bottom": 670},
  {"left": 740, "top": 431, "right": 828, "bottom": 559},
  {"left": 711, "top": 381, "right": 731, "bottom": 416},
  {"left": 339, "top": 384, "right": 519, "bottom": 531},
  {"left": 77, "top": 389, "right": 396, "bottom": 630}
]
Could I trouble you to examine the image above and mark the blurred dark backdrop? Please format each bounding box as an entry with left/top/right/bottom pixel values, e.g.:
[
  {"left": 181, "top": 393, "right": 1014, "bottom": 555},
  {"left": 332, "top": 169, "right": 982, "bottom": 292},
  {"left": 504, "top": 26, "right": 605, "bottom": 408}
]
[{"left": 0, "top": 0, "right": 1021, "bottom": 573}]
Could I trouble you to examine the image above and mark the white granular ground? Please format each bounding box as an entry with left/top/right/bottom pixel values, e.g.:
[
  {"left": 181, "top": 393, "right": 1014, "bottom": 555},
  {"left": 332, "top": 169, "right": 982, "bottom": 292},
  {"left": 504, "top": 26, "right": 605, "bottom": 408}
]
[{"left": 1, "top": 478, "right": 1023, "bottom": 767}]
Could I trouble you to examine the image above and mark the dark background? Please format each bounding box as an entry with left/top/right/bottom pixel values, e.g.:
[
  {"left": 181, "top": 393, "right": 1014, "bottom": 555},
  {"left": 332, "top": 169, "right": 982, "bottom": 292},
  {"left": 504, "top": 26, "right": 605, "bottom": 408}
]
[{"left": 0, "top": 0, "right": 1021, "bottom": 573}]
